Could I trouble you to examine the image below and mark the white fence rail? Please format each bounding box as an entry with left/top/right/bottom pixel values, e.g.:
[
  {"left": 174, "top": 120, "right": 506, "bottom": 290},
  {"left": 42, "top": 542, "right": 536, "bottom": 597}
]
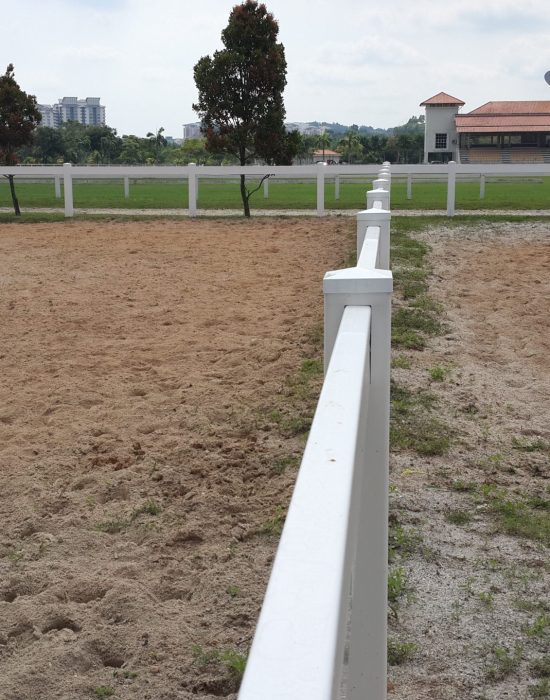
[
  {"left": 238, "top": 166, "right": 393, "bottom": 700},
  {"left": 2, "top": 161, "right": 550, "bottom": 217}
]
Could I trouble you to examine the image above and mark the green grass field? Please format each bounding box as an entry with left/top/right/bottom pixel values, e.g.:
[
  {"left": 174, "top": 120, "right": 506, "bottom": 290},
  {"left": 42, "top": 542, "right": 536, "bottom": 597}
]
[{"left": 2, "top": 176, "right": 550, "bottom": 211}]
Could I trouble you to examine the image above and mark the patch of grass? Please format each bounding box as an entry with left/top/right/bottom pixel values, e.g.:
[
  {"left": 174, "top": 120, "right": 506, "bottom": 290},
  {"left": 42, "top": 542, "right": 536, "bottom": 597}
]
[
  {"left": 478, "top": 591, "right": 495, "bottom": 609},
  {"left": 512, "top": 436, "right": 548, "bottom": 453},
  {"left": 95, "top": 518, "right": 130, "bottom": 534},
  {"left": 450, "top": 479, "right": 477, "bottom": 493},
  {"left": 429, "top": 365, "right": 451, "bottom": 382},
  {"left": 478, "top": 489, "right": 550, "bottom": 546},
  {"left": 93, "top": 687, "right": 115, "bottom": 699},
  {"left": 226, "top": 585, "right": 240, "bottom": 598},
  {"left": 483, "top": 643, "right": 523, "bottom": 682},
  {"left": 529, "top": 679, "right": 550, "bottom": 698},
  {"left": 388, "top": 566, "right": 410, "bottom": 617},
  {"left": 524, "top": 614, "right": 550, "bottom": 638},
  {"left": 132, "top": 500, "right": 162, "bottom": 517},
  {"left": 272, "top": 455, "right": 299, "bottom": 474},
  {"left": 258, "top": 506, "right": 286, "bottom": 537},
  {"left": 388, "top": 520, "right": 421, "bottom": 562},
  {"left": 387, "top": 638, "right": 417, "bottom": 665},
  {"left": 391, "top": 382, "right": 451, "bottom": 456},
  {"left": 95, "top": 500, "right": 162, "bottom": 534},
  {"left": 445, "top": 509, "right": 473, "bottom": 526},
  {"left": 531, "top": 656, "right": 550, "bottom": 679},
  {"left": 191, "top": 644, "right": 247, "bottom": 686},
  {"left": 391, "top": 354, "right": 412, "bottom": 369}
]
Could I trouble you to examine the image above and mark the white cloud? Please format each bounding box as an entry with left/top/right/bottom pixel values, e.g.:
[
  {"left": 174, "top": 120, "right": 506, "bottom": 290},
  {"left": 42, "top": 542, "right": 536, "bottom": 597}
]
[{"left": 3, "top": 0, "right": 550, "bottom": 135}]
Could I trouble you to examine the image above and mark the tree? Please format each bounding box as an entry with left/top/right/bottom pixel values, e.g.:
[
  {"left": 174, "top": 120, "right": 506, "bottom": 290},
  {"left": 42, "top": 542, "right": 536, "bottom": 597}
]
[
  {"left": 193, "top": 0, "right": 296, "bottom": 216},
  {"left": 31, "top": 126, "right": 65, "bottom": 163},
  {"left": 340, "top": 128, "right": 362, "bottom": 164},
  {"left": 146, "top": 127, "right": 167, "bottom": 164},
  {"left": 0, "top": 64, "right": 41, "bottom": 214}
]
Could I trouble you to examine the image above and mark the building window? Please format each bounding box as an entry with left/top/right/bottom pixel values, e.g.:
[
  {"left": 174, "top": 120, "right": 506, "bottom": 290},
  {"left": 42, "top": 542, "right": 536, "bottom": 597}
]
[{"left": 435, "top": 133, "right": 447, "bottom": 149}]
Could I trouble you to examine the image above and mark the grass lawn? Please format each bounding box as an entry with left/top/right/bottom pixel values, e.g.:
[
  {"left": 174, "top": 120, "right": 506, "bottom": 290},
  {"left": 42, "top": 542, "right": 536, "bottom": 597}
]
[{"left": 2, "top": 176, "right": 550, "bottom": 211}]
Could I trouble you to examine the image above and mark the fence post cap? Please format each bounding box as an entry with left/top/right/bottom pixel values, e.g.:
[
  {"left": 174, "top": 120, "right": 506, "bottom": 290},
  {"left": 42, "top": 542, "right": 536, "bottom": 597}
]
[
  {"left": 323, "top": 267, "right": 393, "bottom": 294},
  {"left": 357, "top": 208, "right": 390, "bottom": 219}
]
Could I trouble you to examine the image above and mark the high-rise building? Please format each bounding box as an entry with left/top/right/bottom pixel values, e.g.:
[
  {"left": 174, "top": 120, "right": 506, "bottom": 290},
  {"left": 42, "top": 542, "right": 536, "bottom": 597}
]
[{"left": 38, "top": 97, "right": 106, "bottom": 128}]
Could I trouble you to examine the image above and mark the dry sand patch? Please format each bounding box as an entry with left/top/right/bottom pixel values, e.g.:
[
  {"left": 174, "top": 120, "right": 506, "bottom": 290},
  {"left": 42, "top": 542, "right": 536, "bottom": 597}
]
[{"left": 0, "top": 217, "right": 353, "bottom": 700}]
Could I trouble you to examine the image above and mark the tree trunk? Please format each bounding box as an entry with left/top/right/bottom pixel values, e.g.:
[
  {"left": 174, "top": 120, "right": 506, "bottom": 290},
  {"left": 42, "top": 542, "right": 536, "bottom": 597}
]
[
  {"left": 7, "top": 175, "right": 21, "bottom": 216},
  {"left": 240, "top": 174, "right": 250, "bottom": 217}
]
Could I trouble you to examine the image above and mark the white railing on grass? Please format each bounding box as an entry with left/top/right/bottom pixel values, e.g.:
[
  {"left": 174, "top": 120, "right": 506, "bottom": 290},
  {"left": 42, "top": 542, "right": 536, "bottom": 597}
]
[
  {"left": 3, "top": 160, "right": 549, "bottom": 217},
  {"left": 238, "top": 166, "right": 393, "bottom": 700}
]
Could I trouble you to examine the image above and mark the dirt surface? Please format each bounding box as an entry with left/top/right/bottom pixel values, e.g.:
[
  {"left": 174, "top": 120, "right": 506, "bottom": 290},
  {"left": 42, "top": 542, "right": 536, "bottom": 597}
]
[
  {"left": 0, "top": 218, "right": 353, "bottom": 700},
  {"left": 390, "top": 221, "right": 550, "bottom": 699},
  {"left": 1, "top": 217, "right": 549, "bottom": 700}
]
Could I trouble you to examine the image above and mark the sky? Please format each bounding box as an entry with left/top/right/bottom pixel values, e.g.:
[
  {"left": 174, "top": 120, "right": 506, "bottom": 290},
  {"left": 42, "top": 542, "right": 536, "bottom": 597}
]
[{"left": 4, "top": 0, "right": 550, "bottom": 138}]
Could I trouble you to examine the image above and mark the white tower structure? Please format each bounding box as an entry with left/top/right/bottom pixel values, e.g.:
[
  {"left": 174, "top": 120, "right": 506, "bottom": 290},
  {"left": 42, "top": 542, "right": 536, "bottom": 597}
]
[{"left": 420, "top": 92, "right": 464, "bottom": 163}]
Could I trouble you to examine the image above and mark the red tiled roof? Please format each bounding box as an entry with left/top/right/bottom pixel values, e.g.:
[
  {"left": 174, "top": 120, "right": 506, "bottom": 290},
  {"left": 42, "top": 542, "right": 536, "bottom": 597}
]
[
  {"left": 420, "top": 92, "right": 465, "bottom": 106},
  {"left": 466, "top": 101, "right": 550, "bottom": 115},
  {"left": 456, "top": 102, "right": 550, "bottom": 132}
]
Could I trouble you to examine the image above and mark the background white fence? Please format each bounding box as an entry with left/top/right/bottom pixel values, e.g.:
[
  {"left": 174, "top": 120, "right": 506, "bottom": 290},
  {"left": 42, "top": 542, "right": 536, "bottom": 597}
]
[
  {"left": 2, "top": 161, "right": 550, "bottom": 217},
  {"left": 238, "top": 166, "right": 393, "bottom": 700}
]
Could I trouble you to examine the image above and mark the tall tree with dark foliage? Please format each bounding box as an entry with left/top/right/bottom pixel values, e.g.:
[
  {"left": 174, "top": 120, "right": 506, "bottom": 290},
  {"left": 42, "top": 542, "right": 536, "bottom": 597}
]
[
  {"left": 193, "top": 1, "right": 295, "bottom": 216},
  {"left": 0, "top": 64, "right": 41, "bottom": 215}
]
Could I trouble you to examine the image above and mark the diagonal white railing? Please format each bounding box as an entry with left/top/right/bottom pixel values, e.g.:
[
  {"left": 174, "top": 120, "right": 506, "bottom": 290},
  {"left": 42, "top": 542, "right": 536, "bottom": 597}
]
[{"left": 238, "top": 165, "right": 393, "bottom": 700}]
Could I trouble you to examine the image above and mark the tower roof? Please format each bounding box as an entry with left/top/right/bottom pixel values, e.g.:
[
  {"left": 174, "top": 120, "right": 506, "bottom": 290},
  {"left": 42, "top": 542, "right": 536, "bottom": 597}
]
[{"left": 420, "top": 92, "right": 465, "bottom": 106}]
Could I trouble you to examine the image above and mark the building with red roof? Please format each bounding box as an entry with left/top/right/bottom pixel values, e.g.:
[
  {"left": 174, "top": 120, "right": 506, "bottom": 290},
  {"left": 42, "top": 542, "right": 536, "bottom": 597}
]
[{"left": 421, "top": 93, "right": 550, "bottom": 163}]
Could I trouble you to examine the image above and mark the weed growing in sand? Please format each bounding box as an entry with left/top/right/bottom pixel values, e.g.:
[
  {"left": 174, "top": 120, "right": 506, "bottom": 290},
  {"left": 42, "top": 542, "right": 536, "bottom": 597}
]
[
  {"left": 392, "top": 354, "right": 412, "bottom": 370},
  {"left": 524, "top": 614, "right": 550, "bottom": 639},
  {"left": 258, "top": 506, "right": 286, "bottom": 537},
  {"left": 483, "top": 642, "right": 523, "bottom": 682},
  {"left": 445, "top": 509, "right": 473, "bottom": 526},
  {"left": 388, "top": 566, "right": 411, "bottom": 618},
  {"left": 529, "top": 679, "right": 550, "bottom": 698},
  {"left": 392, "top": 307, "right": 445, "bottom": 350},
  {"left": 192, "top": 644, "right": 247, "bottom": 684},
  {"left": 133, "top": 500, "right": 162, "bottom": 517},
  {"left": 429, "top": 365, "right": 451, "bottom": 382},
  {"left": 530, "top": 656, "right": 550, "bottom": 679},
  {"left": 226, "top": 585, "right": 240, "bottom": 598},
  {"left": 388, "top": 638, "right": 417, "bottom": 665},
  {"left": 390, "top": 382, "right": 451, "bottom": 456},
  {"left": 475, "top": 488, "right": 550, "bottom": 546},
  {"left": 450, "top": 479, "right": 477, "bottom": 493},
  {"left": 389, "top": 519, "right": 421, "bottom": 562},
  {"left": 95, "top": 500, "right": 162, "bottom": 534},
  {"left": 93, "top": 687, "right": 115, "bottom": 698},
  {"left": 272, "top": 455, "right": 299, "bottom": 474},
  {"left": 512, "top": 437, "right": 548, "bottom": 453}
]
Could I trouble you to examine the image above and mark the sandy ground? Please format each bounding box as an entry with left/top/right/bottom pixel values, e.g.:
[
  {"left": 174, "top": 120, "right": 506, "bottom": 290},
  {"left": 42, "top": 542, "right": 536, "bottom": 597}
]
[
  {"left": 0, "top": 218, "right": 353, "bottom": 700},
  {"left": 389, "top": 221, "right": 550, "bottom": 699},
  {"left": 1, "top": 217, "right": 549, "bottom": 700}
]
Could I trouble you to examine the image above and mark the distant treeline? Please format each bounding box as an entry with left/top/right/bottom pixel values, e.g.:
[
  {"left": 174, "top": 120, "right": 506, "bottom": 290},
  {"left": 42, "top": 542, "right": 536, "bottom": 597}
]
[{"left": 17, "top": 115, "right": 425, "bottom": 165}]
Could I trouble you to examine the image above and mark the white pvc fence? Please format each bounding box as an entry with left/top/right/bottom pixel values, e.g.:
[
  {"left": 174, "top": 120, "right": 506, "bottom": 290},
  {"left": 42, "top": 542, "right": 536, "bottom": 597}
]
[
  {"left": 2, "top": 161, "right": 550, "bottom": 217},
  {"left": 238, "top": 166, "right": 393, "bottom": 700}
]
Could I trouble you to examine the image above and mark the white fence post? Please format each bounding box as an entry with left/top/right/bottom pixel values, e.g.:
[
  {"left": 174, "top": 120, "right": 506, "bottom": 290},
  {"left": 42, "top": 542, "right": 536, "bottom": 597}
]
[
  {"left": 335, "top": 174, "right": 340, "bottom": 200},
  {"left": 357, "top": 209, "right": 391, "bottom": 269},
  {"left": 480, "top": 174, "right": 485, "bottom": 199},
  {"left": 317, "top": 161, "right": 326, "bottom": 216},
  {"left": 323, "top": 267, "right": 392, "bottom": 700},
  {"left": 124, "top": 176, "right": 130, "bottom": 199},
  {"left": 54, "top": 175, "right": 61, "bottom": 199},
  {"left": 447, "top": 160, "right": 456, "bottom": 216},
  {"left": 188, "top": 163, "right": 197, "bottom": 216},
  {"left": 63, "top": 162, "right": 74, "bottom": 217},
  {"left": 367, "top": 188, "right": 390, "bottom": 211},
  {"left": 407, "top": 173, "right": 412, "bottom": 200},
  {"left": 264, "top": 176, "right": 269, "bottom": 199}
]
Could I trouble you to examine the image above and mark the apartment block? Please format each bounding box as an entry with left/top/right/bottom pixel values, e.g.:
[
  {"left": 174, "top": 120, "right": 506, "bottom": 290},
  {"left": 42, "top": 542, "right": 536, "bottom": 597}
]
[{"left": 38, "top": 97, "right": 106, "bottom": 128}]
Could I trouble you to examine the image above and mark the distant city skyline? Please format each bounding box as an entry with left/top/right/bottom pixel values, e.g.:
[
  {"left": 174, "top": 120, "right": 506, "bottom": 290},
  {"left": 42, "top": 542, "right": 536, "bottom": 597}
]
[{"left": 5, "top": 0, "right": 550, "bottom": 138}]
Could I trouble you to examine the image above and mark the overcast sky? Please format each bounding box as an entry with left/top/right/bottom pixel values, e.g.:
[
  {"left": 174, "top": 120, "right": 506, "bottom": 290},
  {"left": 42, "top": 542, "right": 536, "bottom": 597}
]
[{"left": 4, "top": 0, "right": 550, "bottom": 138}]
